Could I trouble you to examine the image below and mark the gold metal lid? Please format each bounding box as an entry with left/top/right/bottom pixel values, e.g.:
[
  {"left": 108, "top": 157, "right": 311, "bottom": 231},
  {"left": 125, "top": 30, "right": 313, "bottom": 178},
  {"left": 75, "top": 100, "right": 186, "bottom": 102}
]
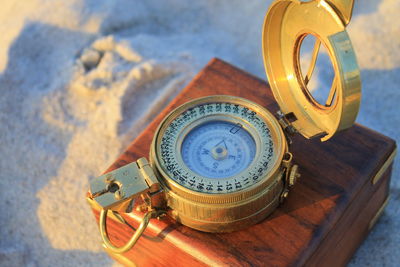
[{"left": 262, "top": 0, "right": 361, "bottom": 141}]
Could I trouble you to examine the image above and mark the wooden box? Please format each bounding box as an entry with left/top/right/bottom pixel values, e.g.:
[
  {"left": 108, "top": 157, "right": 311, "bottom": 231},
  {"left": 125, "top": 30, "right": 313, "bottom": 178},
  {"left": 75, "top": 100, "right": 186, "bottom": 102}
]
[{"left": 89, "top": 58, "right": 397, "bottom": 266}]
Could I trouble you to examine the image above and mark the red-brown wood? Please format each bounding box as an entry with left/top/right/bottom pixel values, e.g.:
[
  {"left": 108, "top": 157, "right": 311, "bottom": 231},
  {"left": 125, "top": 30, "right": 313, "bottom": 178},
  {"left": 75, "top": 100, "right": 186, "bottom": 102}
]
[{"left": 90, "top": 58, "right": 396, "bottom": 267}]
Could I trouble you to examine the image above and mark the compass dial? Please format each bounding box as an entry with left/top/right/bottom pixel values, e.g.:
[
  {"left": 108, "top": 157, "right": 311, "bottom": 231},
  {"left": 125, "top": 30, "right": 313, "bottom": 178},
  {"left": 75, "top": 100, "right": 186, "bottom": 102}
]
[
  {"left": 181, "top": 121, "right": 256, "bottom": 179},
  {"left": 154, "top": 98, "right": 281, "bottom": 195}
]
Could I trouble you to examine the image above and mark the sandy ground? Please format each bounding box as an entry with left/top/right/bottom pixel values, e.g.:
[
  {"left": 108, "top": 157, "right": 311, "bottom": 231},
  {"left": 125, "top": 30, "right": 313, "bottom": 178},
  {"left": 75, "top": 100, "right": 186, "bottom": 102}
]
[{"left": 0, "top": 0, "right": 399, "bottom": 266}]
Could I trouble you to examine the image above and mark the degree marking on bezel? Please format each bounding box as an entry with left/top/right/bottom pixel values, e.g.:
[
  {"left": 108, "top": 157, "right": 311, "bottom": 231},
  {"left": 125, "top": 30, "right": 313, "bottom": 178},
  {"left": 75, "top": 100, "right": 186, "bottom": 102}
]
[{"left": 158, "top": 102, "right": 275, "bottom": 194}]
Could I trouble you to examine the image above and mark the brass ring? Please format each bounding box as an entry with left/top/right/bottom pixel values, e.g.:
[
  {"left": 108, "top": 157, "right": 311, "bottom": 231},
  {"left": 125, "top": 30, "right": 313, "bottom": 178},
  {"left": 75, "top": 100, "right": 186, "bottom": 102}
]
[
  {"left": 99, "top": 209, "right": 157, "bottom": 254},
  {"left": 262, "top": 0, "right": 361, "bottom": 141}
]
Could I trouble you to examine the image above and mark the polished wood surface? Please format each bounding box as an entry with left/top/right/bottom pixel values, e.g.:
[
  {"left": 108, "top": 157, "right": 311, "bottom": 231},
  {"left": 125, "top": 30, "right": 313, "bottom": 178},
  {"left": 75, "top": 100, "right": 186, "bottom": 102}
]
[{"left": 90, "top": 58, "right": 396, "bottom": 266}]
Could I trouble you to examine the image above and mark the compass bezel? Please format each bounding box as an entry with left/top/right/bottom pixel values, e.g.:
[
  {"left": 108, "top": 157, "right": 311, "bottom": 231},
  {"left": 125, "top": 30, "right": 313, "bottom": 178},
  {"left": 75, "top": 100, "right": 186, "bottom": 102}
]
[{"left": 150, "top": 95, "right": 287, "bottom": 204}]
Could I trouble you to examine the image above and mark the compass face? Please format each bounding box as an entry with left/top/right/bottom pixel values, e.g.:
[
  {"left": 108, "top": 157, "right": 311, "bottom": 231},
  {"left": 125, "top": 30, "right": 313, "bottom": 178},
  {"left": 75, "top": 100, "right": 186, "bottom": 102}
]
[
  {"left": 181, "top": 121, "right": 256, "bottom": 179},
  {"left": 155, "top": 98, "right": 281, "bottom": 194}
]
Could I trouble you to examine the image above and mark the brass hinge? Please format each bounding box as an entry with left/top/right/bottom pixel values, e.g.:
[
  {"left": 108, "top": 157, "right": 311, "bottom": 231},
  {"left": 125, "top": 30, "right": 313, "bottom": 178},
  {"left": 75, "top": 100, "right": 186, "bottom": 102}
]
[
  {"left": 276, "top": 111, "right": 297, "bottom": 143},
  {"left": 137, "top": 158, "right": 160, "bottom": 192}
]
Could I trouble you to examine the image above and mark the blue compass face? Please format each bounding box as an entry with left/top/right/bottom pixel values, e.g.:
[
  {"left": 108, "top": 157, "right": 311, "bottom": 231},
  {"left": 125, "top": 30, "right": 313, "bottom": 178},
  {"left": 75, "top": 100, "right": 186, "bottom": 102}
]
[{"left": 181, "top": 121, "right": 256, "bottom": 179}]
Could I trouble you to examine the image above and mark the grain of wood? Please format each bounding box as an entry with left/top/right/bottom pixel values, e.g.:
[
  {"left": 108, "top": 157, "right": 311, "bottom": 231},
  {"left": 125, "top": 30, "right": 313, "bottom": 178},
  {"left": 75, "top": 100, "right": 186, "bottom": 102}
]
[{"left": 90, "top": 59, "right": 396, "bottom": 266}]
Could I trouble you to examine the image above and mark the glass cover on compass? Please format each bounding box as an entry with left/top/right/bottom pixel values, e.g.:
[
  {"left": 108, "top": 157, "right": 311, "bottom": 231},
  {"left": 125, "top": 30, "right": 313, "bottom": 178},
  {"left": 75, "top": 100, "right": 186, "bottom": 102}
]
[
  {"left": 155, "top": 99, "right": 281, "bottom": 195},
  {"left": 181, "top": 121, "right": 256, "bottom": 179}
]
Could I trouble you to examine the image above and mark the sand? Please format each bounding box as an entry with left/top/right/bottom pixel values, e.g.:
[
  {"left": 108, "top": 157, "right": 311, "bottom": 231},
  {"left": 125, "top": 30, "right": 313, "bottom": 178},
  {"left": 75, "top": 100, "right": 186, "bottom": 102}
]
[{"left": 0, "top": 0, "right": 399, "bottom": 266}]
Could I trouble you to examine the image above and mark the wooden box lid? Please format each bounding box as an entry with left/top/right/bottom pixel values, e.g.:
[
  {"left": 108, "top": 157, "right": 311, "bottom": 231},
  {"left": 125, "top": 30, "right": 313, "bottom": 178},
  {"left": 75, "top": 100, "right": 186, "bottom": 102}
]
[{"left": 90, "top": 58, "right": 397, "bottom": 267}]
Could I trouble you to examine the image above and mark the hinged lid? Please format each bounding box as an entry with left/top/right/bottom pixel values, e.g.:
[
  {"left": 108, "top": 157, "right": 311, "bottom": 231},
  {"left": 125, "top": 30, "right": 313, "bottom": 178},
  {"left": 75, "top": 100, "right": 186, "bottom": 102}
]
[{"left": 262, "top": 0, "right": 361, "bottom": 141}]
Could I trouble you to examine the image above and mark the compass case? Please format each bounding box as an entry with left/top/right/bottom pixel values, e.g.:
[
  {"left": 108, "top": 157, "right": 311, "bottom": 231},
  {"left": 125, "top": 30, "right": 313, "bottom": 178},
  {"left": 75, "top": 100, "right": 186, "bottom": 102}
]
[{"left": 88, "top": 59, "right": 396, "bottom": 266}]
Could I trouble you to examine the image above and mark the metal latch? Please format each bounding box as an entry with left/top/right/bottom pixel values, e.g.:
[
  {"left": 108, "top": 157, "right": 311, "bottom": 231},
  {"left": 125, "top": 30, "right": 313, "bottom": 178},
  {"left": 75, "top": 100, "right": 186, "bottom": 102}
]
[{"left": 89, "top": 158, "right": 159, "bottom": 212}]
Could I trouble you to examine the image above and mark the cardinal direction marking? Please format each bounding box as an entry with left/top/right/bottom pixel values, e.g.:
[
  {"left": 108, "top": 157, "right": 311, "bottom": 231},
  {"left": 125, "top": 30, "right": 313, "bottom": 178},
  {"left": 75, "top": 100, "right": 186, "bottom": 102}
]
[{"left": 202, "top": 148, "right": 210, "bottom": 155}]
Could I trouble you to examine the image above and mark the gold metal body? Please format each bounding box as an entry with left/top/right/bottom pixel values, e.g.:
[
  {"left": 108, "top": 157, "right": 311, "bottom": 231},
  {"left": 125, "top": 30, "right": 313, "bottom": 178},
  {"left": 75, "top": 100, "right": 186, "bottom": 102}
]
[
  {"left": 150, "top": 95, "right": 294, "bottom": 232},
  {"left": 87, "top": 0, "right": 361, "bottom": 254},
  {"left": 263, "top": 0, "right": 361, "bottom": 141}
]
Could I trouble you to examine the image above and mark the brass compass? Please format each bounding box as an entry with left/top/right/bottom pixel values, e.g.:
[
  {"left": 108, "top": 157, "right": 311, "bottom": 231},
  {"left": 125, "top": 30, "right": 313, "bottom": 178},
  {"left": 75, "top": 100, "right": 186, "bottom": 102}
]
[{"left": 87, "top": 0, "right": 361, "bottom": 254}]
